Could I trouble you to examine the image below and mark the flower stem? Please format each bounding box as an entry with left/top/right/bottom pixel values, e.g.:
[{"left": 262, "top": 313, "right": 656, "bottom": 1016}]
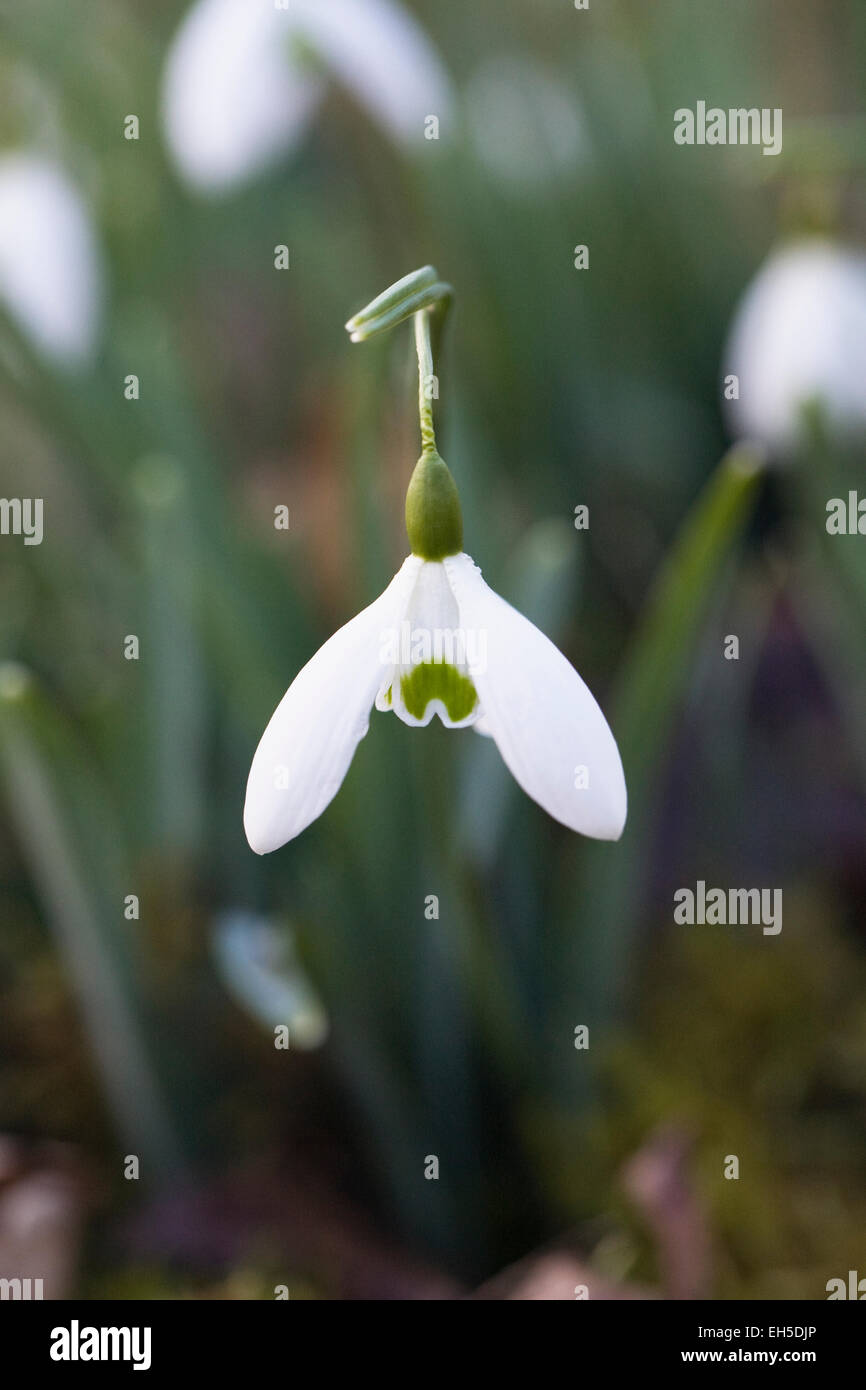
[
  {"left": 346, "top": 265, "right": 452, "bottom": 456},
  {"left": 414, "top": 309, "right": 437, "bottom": 455}
]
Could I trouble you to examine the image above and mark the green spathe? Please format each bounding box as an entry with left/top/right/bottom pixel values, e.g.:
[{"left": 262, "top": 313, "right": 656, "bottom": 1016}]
[
  {"left": 405, "top": 450, "right": 463, "bottom": 560},
  {"left": 399, "top": 660, "right": 478, "bottom": 723}
]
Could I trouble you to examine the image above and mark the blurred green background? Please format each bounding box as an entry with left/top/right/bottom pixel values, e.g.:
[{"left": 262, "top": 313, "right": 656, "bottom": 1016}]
[{"left": 0, "top": 0, "right": 865, "bottom": 1299}]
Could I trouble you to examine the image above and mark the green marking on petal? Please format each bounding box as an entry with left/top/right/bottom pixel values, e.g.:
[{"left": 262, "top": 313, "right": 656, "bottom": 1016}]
[
  {"left": 383, "top": 686, "right": 392, "bottom": 706},
  {"left": 399, "top": 661, "right": 478, "bottom": 723}
]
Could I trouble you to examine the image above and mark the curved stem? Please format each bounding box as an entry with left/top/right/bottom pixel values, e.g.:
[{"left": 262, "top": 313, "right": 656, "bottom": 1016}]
[
  {"left": 346, "top": 265, "right": 453, "bottom": 456},
  {"left": 414, "top": 309, "right": 437, "bottom": 455}
]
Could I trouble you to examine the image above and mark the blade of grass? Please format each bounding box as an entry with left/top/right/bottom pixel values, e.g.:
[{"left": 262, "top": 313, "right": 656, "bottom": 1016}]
[
  {"left": 560, "top": 443, "right": 766, "bottom": 1035},
  {"left": 0, "top": 664, "right": 184, "bottom": 1176}
]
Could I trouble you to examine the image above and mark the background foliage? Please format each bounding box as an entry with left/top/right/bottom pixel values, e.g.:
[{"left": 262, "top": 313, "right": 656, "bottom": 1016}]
[{"left": 0, "top": 0, "right": 864, "bottom": 1297}]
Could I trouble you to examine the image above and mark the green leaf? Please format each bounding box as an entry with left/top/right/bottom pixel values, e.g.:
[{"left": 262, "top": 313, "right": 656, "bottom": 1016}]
[
  {"left": 563, "top": 444, "right": 765, "bottom": 1028},
  {"left": 0, "top": 663, "right": 184, "bottom": 1176}
]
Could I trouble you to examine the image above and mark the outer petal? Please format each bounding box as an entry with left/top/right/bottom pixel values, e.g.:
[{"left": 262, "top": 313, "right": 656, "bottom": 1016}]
[
  {"left": 724, "top": 239, "right": 866, "bottom": 450},
  {"left": 0, "top": 154, "right": 102, "bottom": 364},
  {"left": 293, "top": 0, "right": 454, "bottom": 146},
  {"left": 161, "top": 0, "right": 322, "bottom": 193},
  {"left": 444, "top": 553, "right": 626, "bottom": 840},
  {"left": 244, "top": 557, "right": 420, "bottom": 852},
  {"left": 161, "top": 0, "right": 452, "bottom": 195}
]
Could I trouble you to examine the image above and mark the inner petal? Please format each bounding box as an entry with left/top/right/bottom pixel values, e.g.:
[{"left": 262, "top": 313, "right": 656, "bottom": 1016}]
[
  {"left": 377, "top": 560, "right": 482, "bottom": 728},
  {"left": 400, "top": 660, "right": 478, "bottom": 724}
]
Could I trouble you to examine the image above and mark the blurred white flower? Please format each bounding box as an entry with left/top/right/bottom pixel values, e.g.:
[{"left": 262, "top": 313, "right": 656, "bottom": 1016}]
[
  {"left": 0, "top": 154, "right": 102, "bottom": 366},
  {"left": 464, "top": 55, "right": 590, "bottom": 190},
  {"left": 724, "top": 239, "right": 866, "bottom": 451},
  {"left": 213, "top": 912, "right": 329, "bottom": 1049},
  {"left": 161, "top": 0, "right": 453, "bottom": 194}
]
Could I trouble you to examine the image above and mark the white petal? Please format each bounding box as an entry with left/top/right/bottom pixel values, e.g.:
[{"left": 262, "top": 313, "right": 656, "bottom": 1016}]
[
  {"left": 0, "top": 154, "right": 102, "bottom": 364},
  {"left": 161, "top": 0, "right": 451, "bottom": 194},
  {"left": 444, "top": 553, "right": 627, "bottom": 840},
  {"left": 293, "top": 0, "right": 454, "bottom": 146},
  {"left": 161, "top": 0, "right": 322, "bottom": 193},
  {"left": 724, "top": 238, "right": 866, "bottom": 450},
  {"left": 376, "top": 559, "right": 481, "bottom": 728},
  {"left": 244, "top": 556, "right": 420, "bottom": 852},
  {"left": 213, "top": 912, "right": 328, "bottom": 1048}
]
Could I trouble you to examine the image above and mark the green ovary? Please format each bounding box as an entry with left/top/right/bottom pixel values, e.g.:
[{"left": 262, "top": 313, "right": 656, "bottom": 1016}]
[{"left": 399, "top": 661, "right": 478, "bottom": 723}]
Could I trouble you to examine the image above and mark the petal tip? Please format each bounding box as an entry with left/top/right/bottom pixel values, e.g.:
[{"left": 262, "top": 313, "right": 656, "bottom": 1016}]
[
  {"left": 243, "top": 793, "right": 288, "bottom": 856},
  {"left": 243, "top": 818, "right": 273, "bottom": 857}
]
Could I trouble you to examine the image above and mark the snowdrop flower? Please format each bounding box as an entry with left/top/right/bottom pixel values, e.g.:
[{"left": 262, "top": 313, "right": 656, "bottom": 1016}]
[
  {"left": 244, "top": 269, "right": 626, "bottom": 853},
  {"left": 213, "top": 912, "right": 328, "bottom": 1048},
  {"left": 162, "top": 0, "right": 453, "bottom": 194},
  {"left": 0, "top": 154, "right": 102, "bottom": 365},
  {"left": 724, "top": 238, "right": 866, "bottom": 451}
]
